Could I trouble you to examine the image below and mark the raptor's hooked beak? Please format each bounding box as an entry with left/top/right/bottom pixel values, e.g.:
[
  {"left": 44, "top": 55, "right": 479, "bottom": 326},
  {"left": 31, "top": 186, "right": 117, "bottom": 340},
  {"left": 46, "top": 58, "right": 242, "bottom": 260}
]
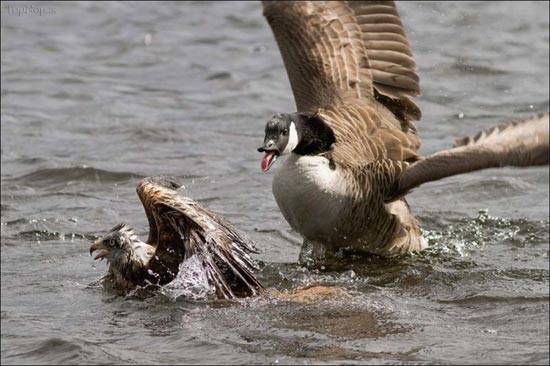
[
  {"left": 257, "top": 141, "right": 280, "bottom": 172},
  {"left": 90, "top": 239, "right": 110, "bottom": 260}
]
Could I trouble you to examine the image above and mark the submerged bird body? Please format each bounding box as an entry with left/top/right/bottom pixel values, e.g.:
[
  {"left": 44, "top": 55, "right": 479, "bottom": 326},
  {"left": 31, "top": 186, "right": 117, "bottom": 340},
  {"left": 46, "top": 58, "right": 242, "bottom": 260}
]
[
  {"left": 91, "top": 176, "right": 264, "bottom": 299},
  {"left": 258, "top": 1, "right": 549, "bottom": 260}
]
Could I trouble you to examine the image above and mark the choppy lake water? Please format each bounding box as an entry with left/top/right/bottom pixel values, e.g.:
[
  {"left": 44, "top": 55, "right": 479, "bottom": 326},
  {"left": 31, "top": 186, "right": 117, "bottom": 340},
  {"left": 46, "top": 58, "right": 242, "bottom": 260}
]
[{"left": 1, "top": 1, "right": 549, "bottom": 364}]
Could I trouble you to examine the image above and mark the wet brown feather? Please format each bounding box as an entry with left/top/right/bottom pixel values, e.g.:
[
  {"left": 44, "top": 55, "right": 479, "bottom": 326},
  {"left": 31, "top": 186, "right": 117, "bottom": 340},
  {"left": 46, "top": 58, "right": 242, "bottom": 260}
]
[
  {"left": 392, "top": 113, "right": 550, "bottom": 200},
  {"left": 263, "top": 1, "right": 373, "bottom": 112},
  {"left": 136, "top": 177, "right": 264, "bottom": 299}
]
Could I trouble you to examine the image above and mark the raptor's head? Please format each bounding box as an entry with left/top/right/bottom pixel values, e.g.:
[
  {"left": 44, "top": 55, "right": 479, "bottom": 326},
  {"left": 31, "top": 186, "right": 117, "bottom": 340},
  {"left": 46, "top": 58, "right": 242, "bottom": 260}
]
[{"left": 90, "top": 223, "right": 154, "bottom": 281}]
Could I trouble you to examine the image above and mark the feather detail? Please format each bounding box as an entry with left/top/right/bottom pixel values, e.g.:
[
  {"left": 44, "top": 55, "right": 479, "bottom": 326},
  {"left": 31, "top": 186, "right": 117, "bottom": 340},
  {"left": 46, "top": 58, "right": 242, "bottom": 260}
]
[
  {"left": 392, "top": 113, "right": 550, "bottom": 200},
  {"left": 137, "top": 176, "right": 264, "bottom": 299}
]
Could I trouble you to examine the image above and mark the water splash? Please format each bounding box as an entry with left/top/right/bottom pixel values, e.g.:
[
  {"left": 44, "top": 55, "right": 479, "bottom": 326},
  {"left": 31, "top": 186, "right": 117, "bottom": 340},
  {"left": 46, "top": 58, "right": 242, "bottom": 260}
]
[{"left": 159, "top": 255, "right": 215, "bottom": 301}]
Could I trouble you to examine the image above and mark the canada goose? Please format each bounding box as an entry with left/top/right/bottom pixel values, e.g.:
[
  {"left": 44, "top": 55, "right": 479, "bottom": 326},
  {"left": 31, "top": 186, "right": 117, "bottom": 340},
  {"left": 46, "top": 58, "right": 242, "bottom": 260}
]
[
  {"left": 257, "top": 1, "right": 549, "bottom": 261},
  {"left": 90, "top": 176, "right": 264, "bottom": 299}
]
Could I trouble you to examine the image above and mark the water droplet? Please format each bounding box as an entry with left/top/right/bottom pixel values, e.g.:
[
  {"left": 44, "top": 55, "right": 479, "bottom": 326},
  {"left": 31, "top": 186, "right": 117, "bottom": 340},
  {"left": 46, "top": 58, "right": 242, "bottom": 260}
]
[
  {"left": 458, "top": 112, "right": 464, "bottom": 119},
  {"left": 144, "top": 33, "right": 152, "bottom": 45},
  {"left": 343, "top": 269, "right": 356, "bottom": 279}
]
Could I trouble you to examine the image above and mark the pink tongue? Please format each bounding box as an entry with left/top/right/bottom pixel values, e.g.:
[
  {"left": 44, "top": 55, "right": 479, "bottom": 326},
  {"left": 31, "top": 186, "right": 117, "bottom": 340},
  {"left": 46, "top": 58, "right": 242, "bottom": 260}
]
[{"left": 261, "top": 151, "right": 276, "bottom": 172}]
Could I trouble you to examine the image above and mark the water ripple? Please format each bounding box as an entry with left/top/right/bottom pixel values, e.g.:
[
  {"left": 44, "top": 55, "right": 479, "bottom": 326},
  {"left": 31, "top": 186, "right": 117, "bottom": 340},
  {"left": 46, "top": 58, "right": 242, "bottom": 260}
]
[
  {"left": 7, "top": 166, "right": 144, "bottom": 188},
  {"left": 4, "top": 338, "right": 93, "bottom": 364}
]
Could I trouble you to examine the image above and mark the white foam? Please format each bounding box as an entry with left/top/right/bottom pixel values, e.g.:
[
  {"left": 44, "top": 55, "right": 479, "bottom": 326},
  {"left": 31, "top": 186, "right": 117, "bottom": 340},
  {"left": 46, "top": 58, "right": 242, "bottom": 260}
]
[{"left": 160, "top": 255, "right": 215, "bottom": 301}]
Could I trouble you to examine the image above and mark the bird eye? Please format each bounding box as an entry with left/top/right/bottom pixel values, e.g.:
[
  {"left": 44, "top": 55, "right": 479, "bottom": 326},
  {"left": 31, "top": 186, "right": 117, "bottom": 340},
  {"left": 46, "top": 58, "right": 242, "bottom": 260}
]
[
  {"left": 109, "top": 239, "right": 116, "bottom": 247},
  {"left": 281, "top": 129, "right": 288, "bottom": 136}
]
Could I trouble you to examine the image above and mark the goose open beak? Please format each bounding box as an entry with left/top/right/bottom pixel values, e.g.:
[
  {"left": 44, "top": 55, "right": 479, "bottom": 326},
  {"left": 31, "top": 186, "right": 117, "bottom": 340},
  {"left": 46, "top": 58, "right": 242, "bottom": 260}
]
[
  {"left": 258, "top": 142, "right": 280, "bottom": 172},
  {"left": 260, "top": 151, "right": 279, "bottom": 172}
]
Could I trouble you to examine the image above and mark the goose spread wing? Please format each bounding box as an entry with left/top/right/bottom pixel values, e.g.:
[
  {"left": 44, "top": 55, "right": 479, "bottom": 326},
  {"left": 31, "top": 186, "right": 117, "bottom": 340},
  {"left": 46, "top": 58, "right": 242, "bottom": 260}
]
[
  {"left": 386, "top": 113, "right": 550, "bottom": 200},
  {"left": 263, "top": 1, "right": 420, "bottom": 121},
  {"left": 136, "top": 176, "right": 264, "bottom": 299},
  {"left": 345, "top": 1, "right": 421, "bottom": 121},
  {"left": 263, "top": 1, "right": 373, "bottom": 112}
]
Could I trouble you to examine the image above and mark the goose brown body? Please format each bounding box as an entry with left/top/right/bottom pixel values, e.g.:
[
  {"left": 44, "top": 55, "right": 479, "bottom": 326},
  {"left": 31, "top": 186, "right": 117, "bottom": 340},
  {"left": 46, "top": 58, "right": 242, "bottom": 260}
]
[{"left": 260, "top": 1, "right": 549, "bottom": 259}]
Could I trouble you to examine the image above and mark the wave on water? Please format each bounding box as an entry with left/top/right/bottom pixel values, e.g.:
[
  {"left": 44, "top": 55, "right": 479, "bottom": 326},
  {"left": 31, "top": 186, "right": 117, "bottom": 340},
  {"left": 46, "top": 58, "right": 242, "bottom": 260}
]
[
  {"left": 1, "top": 336, "right": 98, "bottom": 365},
  {"left": 6, "top": 166, "right": 144, "bottom": 188},
  {"left": 13, "top": 229, "right": 96, "bottom": 242}
]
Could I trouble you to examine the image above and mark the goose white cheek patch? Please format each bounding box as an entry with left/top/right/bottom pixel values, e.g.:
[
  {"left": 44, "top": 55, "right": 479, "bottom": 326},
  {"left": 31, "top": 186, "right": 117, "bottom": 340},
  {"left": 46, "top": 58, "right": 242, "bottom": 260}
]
[{"left": 283, "top": 122, "right": 298, "bottom": 154}]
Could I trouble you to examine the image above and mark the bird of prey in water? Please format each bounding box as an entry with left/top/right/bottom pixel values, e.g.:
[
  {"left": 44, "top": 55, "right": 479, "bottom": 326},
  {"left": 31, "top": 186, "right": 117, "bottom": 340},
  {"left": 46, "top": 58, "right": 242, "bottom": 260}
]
[{"left": 90, "top": 176, "right": 265, "bottom": 299}]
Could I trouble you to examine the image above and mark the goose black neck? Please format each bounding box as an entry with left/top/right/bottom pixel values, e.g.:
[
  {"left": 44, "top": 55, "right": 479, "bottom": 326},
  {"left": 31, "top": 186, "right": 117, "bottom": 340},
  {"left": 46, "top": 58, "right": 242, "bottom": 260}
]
[{"left": 291, "top": 112, "right": 336, "bottom": 156}]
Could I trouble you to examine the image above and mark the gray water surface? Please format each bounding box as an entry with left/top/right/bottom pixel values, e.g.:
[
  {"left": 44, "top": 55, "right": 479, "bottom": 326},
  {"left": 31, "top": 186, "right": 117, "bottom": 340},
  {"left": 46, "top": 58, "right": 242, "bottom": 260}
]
[{"left": 1, "top": 1, "right": 549, "bottom": 365}]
